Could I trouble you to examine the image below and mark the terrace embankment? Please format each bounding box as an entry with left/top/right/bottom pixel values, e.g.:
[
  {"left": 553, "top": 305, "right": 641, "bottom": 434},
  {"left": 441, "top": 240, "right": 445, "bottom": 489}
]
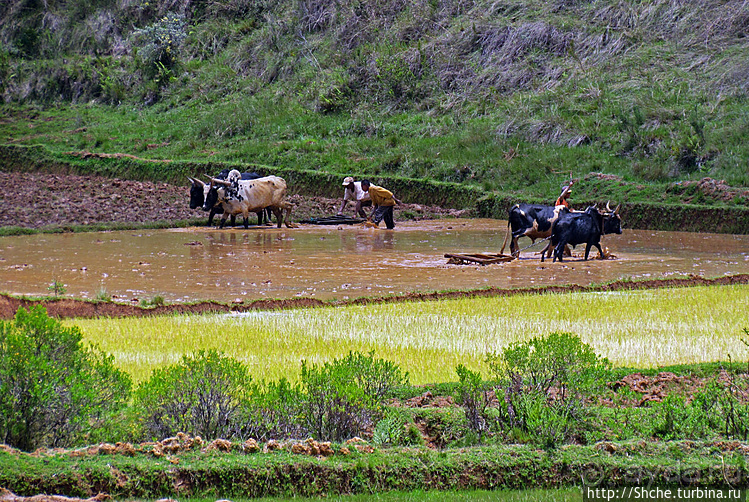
[
  {"left": 1, "top": 274, "right": 747, "bottom": 320},
  {"left": 2, "top": 435, "right": 749, "bottom": 499}
]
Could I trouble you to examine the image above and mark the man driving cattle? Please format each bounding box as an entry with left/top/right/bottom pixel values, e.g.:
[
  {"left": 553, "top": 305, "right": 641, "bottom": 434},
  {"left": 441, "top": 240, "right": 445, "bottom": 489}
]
[
  {"left": 555, "top": 180, "right": 574, "bottom": 208},
  {"left": 338, "top": 176, "right": 372, "bottom": 218}
]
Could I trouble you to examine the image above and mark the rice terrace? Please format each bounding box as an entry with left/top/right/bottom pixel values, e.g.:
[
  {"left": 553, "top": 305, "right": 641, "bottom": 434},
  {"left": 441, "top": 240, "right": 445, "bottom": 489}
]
[{"left": 1, "top": 0, "right": 749, "bottom": 499}]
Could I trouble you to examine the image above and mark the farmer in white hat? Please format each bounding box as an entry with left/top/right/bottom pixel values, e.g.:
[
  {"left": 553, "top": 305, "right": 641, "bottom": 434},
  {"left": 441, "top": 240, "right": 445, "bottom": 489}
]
[{"left": 337, "top": 176, "right": 371, "bottom": 218}]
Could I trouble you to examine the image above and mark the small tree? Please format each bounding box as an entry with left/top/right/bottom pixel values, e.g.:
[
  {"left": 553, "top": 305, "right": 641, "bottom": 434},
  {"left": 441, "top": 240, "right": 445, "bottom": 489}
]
[
  {"left": 135, "top": 349, "right": 253, "bottom": 440},
  {"left": 0, "top": 306, "right": 131, "bottom": 451}
]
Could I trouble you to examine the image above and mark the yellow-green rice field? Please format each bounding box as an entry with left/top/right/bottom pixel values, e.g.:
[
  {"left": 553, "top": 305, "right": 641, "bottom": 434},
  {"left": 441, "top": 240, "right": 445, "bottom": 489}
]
[{"left": 70, "top": 285, "right": 749, "bottom": 384}]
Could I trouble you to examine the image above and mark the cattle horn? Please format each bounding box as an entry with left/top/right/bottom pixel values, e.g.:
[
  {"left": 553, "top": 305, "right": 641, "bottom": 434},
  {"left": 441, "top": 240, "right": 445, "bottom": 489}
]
[
  {"left": 209, "top": 177, "right": 230, "bottom": 186},
  {"left": 188, "top": 177, "right": 205, "bottom": 187},
  {"left": 614, "top": 204, "right": 621, "bottom": 214},
  {"left": 606, "top": 201, "right": 612, "bottom": 213}
]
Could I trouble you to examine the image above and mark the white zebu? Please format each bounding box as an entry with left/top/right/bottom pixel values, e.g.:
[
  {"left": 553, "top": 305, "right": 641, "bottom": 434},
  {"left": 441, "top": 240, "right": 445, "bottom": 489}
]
[{"left": 206, "top": 170, "right": 294, "bottom": 228}]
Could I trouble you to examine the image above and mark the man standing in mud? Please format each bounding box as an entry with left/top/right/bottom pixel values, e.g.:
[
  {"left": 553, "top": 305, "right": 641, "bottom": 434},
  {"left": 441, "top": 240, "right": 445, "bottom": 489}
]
[
  {"left": 361, "top": 180, "right": 399, "bottom": 230},
  {"left": 337, "top": 176, "right": 372, "bottom": 218}
]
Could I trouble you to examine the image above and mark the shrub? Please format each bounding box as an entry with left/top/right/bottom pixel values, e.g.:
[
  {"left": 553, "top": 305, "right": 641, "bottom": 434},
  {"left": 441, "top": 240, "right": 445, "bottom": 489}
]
[
  {"left": 47, "top": 278, "right": 67, "bottom": 297},
  {"left": 455, "top": 364, "right": 492, "bottom": 436},
  {"left": 238, "top": 377, "right": 306, "bottom": 441},
  {"left": 131, "top": 13, "right": 187, "bottom": 83},
  {"left": 372, "top": 411, "right": 405, "bottom": 447},
  {"left": 486, "top": 332, "right": 610, "bottom": 447},
  {"left": 135, "top": 349, "right": 253, "bottom": 440},
  {"left": 0, "top": 306, "right": 131, "bottom": 451},
  {"left": 339, "top": 350, "right": 410, "bottom": 402},
  {"left": 516, "top": 391, "right": 572, "bottom": 448},
  {"left": 709, "top": 329, "right": 749, "bottom": 440},
  {"left": 299, "top": 351, "right": 409, "bottom": 442}
]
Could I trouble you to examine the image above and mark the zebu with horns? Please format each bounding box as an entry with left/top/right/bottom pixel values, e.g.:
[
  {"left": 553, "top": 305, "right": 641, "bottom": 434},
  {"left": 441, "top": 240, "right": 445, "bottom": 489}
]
[{"left": 204, "top": 170, "right": 295, "bottom": 229}]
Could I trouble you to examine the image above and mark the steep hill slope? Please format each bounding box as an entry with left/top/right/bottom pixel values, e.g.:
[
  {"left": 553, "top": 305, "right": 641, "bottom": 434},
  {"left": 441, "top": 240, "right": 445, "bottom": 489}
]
[{"left": 1, "top": 0, "right": 748, "bottom": 204}]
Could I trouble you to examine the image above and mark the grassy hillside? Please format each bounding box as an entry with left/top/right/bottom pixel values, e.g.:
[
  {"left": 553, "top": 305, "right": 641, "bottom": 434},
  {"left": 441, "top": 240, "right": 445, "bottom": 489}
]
[{"left": 1, "top": 0, "right": 748, "bottom": 205}]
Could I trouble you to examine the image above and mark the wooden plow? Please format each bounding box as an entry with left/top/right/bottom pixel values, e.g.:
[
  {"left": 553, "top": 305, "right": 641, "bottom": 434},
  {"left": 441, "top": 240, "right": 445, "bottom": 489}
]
[
  {"left": 444, "top": 252, "right": 515, "bottom": 266},
  {"left": 301, "top": 215, "right": 365, "bottom": 225}
]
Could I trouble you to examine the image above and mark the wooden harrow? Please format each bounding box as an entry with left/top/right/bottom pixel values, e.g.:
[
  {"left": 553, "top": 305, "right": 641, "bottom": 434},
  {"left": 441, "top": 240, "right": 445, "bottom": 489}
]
[{"left": 444, "top": 252, "right": 515, "bottom": 265}]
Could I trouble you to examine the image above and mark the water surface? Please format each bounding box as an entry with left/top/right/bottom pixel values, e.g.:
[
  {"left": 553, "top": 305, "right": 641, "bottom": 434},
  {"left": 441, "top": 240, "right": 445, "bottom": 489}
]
[{"left": 0, "top": 219, "right": 746, "bottom": 303}]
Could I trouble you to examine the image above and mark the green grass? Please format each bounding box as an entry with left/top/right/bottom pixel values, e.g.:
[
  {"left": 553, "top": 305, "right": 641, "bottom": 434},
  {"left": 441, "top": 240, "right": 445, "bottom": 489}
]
[
  {"left": 3, "top": 0, "right": 749, "bottom": 205},
  {"left": 195, "top": 489, "right": 582, "bottom": 502},
  {"left": 70, "top": 284, "right": 749, "bottom": 384},
  {"left": 3, "top": 440, "right": 744, "bottom": 498}
]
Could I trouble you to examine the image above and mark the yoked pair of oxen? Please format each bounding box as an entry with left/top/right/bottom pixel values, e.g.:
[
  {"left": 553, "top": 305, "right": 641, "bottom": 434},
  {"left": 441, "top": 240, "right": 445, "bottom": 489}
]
[
  {"left": 188, "top": 169, "right": 295, "bottom": 229},
  {"left": 500, "top": 202, "right": 622, "bottom": 262}
]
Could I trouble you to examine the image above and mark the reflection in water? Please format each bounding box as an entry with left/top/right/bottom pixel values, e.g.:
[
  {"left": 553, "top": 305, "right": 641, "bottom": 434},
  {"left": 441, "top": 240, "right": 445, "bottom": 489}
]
[{"left": 0, "top": 219, "right": 747, "bottom": 302}]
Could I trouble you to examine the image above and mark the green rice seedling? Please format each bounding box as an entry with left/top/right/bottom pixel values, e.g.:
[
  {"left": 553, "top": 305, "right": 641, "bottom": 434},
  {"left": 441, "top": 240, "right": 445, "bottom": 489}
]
[
  {"left": 94, "top": 287, "right": 111, "bottom": 302},
  {"left": 71, "top": 285, "right": 749, "bottom": 384}
]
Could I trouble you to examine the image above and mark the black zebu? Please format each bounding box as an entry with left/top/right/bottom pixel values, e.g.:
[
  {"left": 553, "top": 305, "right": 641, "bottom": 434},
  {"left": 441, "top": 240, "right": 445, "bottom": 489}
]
[
  {"left": 500, "top": 204, "right": 569, "bottom": 257},
  {"left": 541, "top": 205, "right": 622, "bottom": 262}
]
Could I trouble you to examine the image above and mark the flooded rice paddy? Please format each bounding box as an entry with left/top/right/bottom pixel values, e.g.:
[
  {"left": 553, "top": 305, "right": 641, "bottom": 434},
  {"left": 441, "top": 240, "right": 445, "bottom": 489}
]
[{"left": 0, "top": 219, "right": 747, "bottom": 303}]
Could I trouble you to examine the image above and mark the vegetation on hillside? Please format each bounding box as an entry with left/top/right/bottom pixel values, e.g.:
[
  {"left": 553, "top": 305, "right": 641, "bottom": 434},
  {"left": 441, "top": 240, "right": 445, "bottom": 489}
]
[{"left": 0, "top": 0, "right": 747, "bottom": 204}]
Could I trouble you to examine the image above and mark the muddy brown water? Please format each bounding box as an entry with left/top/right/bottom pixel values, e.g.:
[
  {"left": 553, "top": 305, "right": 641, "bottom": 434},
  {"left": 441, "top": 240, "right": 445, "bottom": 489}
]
[{"left": 0, "top": 219, "right": 747, "bottom": 303}]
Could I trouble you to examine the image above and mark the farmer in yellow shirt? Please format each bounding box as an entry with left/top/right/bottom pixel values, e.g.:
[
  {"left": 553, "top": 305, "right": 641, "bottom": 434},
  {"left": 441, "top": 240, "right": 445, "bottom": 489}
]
[{"left": 360, "top": 180, "right": 400, "bottom": 229}]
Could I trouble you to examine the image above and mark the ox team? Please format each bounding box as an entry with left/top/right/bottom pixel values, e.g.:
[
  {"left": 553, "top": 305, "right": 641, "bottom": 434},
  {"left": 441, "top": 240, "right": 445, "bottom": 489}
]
[
  {"left": 189, "top": 169, "right": 294, "bottom": 229},
  {"left": 189, "top": 172, "right": 621, "bottom": 260},
  {"left": 500, "top": 182, "right": 622, "bottom": 262}
]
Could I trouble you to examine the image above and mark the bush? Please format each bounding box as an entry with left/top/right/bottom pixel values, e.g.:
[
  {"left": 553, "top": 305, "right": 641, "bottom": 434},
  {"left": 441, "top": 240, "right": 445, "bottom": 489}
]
[
  {"left": 0, "top": 306, "right": 131, "bottom": 451},
  {"left": 238, "top": 377, "right": 307, "bottom": 441},
  {"left": 516, "top": 391, "right": 572, "bottom": 448},
  {"left": 131, "top": 13, "right": 187, "bottom": 84},
  {"left": 455, "top": 364, "right": 492, "bottom": 436},
  {"left": 711, "top": 370, "right": 749, "bottom": 441},
  {"left": 135, "top": 349, "right": 253, "bottom": 440},
  {"left": 372, "top": 410, "right": 405, "bottom": 447},
  {"left": 486, "top": 332, "right": 610, "bottom": 447},
  {"left": 300, "top": 351, "right": 409, "bottom": 442},
  {"left": 47, "top": 278, "right": 67, "bottom": 297}
]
